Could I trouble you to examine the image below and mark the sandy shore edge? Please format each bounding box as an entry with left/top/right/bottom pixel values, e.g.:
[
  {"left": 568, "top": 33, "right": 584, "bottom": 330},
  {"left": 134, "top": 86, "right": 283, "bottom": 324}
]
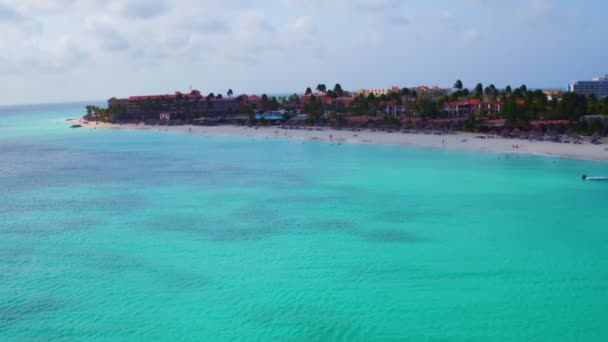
[{"left": 74, "top": 119, "right": 608, "bottom": 162}]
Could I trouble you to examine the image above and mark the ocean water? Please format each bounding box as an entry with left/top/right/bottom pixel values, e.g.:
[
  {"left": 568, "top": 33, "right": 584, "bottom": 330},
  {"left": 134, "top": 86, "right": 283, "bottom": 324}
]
[{"left": 1, "top": 103, "right": 608, "bottom": 341}]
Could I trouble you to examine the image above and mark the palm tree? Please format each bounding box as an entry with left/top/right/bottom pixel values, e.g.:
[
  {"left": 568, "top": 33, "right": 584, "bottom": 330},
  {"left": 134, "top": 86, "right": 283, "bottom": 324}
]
[
  {"left": 333, "top": 83, "right": 344, "bottom": 97},
  {"left": 227, "top": 89, "right": 233, "bottom": 98},
  {"left": 474, "top": 83, "right": 483, "bottom": 99},
  {"left": 316, "top": 84, "right": 327, "bottom": 93},
  {"left": 454, "top": 80, "right": 463, "bottom": 90}
]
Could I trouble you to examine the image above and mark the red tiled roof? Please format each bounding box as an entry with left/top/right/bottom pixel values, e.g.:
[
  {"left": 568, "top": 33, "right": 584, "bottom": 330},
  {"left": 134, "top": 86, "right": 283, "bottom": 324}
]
[{"left": 129, "top": 92, "right": 198, "bottom": 101}]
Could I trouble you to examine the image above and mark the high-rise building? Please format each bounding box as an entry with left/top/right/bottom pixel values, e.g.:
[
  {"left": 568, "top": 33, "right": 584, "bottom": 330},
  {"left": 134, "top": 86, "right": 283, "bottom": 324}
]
[{"left": 569, "top": 75, "right": 608, "bottom": 98}]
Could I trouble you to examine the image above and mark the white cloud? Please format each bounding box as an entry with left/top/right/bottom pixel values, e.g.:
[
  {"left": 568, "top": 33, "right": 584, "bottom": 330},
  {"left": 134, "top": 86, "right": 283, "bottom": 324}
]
[{"left": 0, "top": 0, "right": 603, "bottom": 105}]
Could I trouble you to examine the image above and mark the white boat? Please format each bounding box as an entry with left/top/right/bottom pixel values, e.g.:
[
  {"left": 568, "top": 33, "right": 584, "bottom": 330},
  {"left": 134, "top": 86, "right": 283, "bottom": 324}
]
[{"left": 582, "top": 175, "right": 608, "bottom": 181}]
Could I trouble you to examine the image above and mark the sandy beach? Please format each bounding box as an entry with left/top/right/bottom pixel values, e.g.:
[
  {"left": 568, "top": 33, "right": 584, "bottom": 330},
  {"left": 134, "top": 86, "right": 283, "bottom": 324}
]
[{"left": 77, "top": 119, "right": 608, "bottom": 162}]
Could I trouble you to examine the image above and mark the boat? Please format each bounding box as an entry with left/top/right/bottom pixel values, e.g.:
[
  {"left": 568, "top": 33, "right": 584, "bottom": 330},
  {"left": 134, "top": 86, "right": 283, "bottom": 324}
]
[{"left": 582, "top": 175, "right": 608, "bottom": 181}]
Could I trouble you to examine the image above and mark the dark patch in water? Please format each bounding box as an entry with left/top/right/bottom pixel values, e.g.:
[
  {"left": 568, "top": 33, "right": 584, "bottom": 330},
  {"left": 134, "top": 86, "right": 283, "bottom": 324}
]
[
  {"left": 161, "top": 270, "right": 208, "bottom": 290},
  {"left": 152, "top": 216, "right": 211, "bottom": 234},
  {"left": 250, "top": 304, "right": 364, "bottom": 340},
  {"left": 0, "top": 218, "right": 101, "bottom": 237},
  {"left": 374, "top": 210, "right": 420, "bottom": 224},
  {"left": 308, "top": 219, "right": 357, "bottom": 232},
  {"left": 59, "top": 249, "right": 210, "bottom": 290},
  {"left": 0, "top": 297, "right": 63, "bottom": 326},
  {"left": 362, "top": 229, "right": 422, "bottom": 243},
  {"left": 206, "top": 226, "right": 279, "bottom": 242},
  {"left": 62, "top": 251, "right": 148, "bottom": 275}
]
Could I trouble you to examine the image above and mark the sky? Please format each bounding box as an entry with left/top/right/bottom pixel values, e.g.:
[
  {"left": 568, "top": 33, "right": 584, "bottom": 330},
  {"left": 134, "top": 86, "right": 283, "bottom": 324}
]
[{"left": 0, "top": 0, "right": 606, "bottom": 105}]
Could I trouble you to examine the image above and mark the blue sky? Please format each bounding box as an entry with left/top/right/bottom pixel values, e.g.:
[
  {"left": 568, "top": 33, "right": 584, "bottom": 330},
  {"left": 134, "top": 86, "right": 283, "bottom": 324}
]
[{"left": 0, "top": 0, "right": 606, "bottom": 105}]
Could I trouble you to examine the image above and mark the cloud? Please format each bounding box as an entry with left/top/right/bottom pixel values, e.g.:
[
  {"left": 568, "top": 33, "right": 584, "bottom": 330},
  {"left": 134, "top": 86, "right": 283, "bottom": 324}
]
[
  {"left": 0, "top": 2, "right": 41, "bottom": 33},
  {"left": 356, "top": 0, "right": 402, "bottom": 11},
  {"left": 107, "top": 0, "right": 171, "bottom": 19},
  {"left": 0, "top": 0, "right": 605, "bottom": 105}
]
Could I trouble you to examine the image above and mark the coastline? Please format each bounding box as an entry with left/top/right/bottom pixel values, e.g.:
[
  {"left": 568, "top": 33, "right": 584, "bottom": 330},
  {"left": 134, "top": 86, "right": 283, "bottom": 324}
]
[{"left": 77, "top": 119, "right": 608, "bottom": 162}]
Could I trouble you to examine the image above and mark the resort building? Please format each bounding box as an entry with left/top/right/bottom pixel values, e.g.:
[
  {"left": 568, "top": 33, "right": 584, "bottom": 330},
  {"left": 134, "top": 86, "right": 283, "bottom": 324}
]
[
  {"left": 442, "top": 99, "right": 502, "bottom": 117},
  {"left": 107, "top": 91, "right": 248, "bottom": 120},
  {"left": 569, "top": 75, "right": 608, "bottom": 98},
  {"left": 357, "top": 86, "right": 400, "bottom": 97},
  {"left": 301, "top": 93, "right": 355, "bottom": 111},
  {"left": 542, "top": 89, "right": 564, "bottom": 101},
  {"left": 411, "top": 86, "right": 451, "bottom": 100}
]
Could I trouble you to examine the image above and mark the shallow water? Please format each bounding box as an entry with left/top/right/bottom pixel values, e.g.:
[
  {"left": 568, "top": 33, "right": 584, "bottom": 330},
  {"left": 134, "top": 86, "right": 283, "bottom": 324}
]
[{"left": 1, "top": 103, "right": 608, "bottom": 341}]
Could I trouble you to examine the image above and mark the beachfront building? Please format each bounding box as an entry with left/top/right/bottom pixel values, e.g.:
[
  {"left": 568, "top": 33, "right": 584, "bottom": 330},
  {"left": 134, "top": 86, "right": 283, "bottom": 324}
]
[
  {"left": 357, "top": 86, "right": 400, "bottom": 97},
  {"left": 442, "top": 99, "right": 502, "bottom": 117},
  {"left": 107, "top": 91, "right": 249, "bottom": 121},
  {"left": 569, "top": 75, "right": 608, "bottom": 98},
  {"left": 301, "top": 93, "right": 355, "bottom": 112},
  {"left": 411, "top": 86, "right": 451, "bottom": 100}
]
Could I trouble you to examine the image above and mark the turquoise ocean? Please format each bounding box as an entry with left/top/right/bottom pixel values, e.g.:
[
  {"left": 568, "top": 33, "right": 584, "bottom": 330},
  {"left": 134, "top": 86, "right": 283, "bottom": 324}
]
[{"left": 1, "top": 103, "right": 608, "bottom": 341}]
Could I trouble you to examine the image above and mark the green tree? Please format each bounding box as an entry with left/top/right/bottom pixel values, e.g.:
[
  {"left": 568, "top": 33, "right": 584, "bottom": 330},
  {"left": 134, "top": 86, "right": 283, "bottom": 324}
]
[
  {"left": 454, "top": 80, "right": 463, "bottom": 90},
  {"left": 227, "top": 89, "right": 233, "bottom": 98},
  {"left": 270, "top": 97, "right": 280, "bottom": 111},
  {"left": 552, "top": 92, "right": 587, "bottom": 121},
  {"left": 501, "top": 98, "right": 529, "bottom": 128},
  {"left": 316, "top": 84, "right": 327, "bottom": 93},
  {"left": 333, "top": 83, "right": 344, "bottom": 97},
  {"left": 474, "top": 83, "right": 483, "bottom": 99},
  {"left": 261, "top": 94, "right": 269, "bottom": 110},
  {"left": 305, "top": 87, "right": 313, "bottom": 95},
  {"left": 304, "top": 95, "right": 324, "bottom": 122},
  {"left": 289, "top": 93, "right": 301, "bottom": 107},
  {"left": 419, "top": 99, "right": 439, "bottom": 119},
  {"left": 486, "top": 84, "right": 498, "bottom": 99}
]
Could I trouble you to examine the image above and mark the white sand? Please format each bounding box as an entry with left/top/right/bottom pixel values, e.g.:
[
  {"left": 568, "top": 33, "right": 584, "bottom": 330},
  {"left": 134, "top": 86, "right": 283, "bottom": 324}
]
[{"left": 77, "top": 119, "right": 608, "bottom": 162}]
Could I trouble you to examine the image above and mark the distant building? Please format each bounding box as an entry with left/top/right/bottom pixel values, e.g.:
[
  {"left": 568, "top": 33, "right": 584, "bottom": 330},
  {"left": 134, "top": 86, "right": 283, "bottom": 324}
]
[
  {"left": 411, "top": 86, "right": 451, "bottom": 100},
  {"left": 569, "top": 75, "right": 608, "bottom": 98},
  {"left": 357, "top": 86, "right": 400, "bottom": 97},
  {"left": 107, "top": 91, "right": 245, "bottom": 120},
  {"left": 443, "top": 99, "right": 503, "bottom": 117},
  {"left": 541, "top": 89, "right": 564, "bottom": 101}
]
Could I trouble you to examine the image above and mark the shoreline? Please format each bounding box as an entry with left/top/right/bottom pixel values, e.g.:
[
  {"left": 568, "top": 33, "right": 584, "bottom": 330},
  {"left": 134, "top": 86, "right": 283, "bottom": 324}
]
[{"left": 77, "top": 119, "right": 608, "bottom": 162}]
